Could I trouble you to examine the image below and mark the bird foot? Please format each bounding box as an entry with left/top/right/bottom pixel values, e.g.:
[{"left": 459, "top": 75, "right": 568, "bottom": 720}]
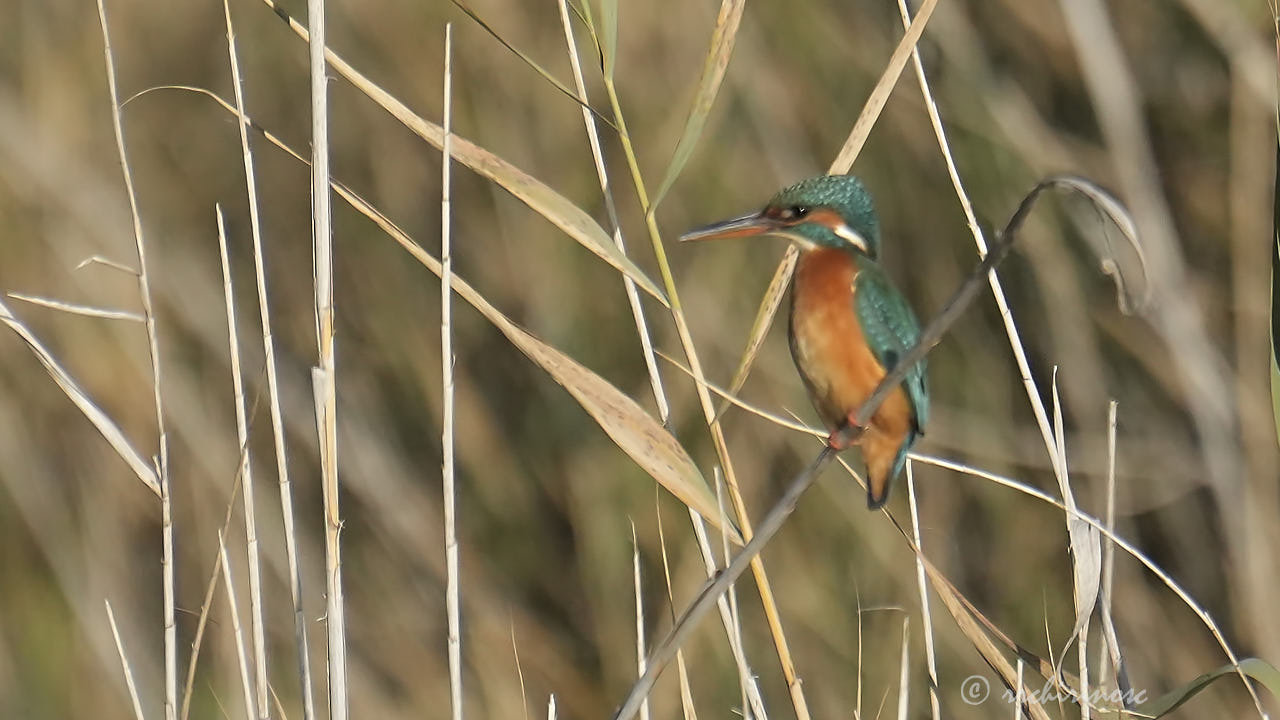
[{"left": 827, "top": 414, "right": 867, "bottom": 450}]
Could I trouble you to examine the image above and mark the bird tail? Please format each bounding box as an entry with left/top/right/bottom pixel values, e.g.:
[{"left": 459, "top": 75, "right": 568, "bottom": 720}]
[{"left": 863, "top": 431, "right": 916, "bottom": 509}]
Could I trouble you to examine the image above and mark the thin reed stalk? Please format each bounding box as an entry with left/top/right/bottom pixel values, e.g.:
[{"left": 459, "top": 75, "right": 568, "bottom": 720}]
[{"left": 441, "top": 22, "right": 464, "bottom": 720}]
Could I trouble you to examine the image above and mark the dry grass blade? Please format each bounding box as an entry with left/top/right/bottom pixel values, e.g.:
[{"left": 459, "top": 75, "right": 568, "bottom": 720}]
[
  {"left": 0, "top": 298, "right": 159, "bottom": 495},
  {"left": 446, "top": 0, "right": 611, "bottom": 125},
  {"left": 599, "top": 0, "right": 618, "bottom": 77},
  {"left": 920, "top": 559, "right": 1054, "bottom": 720},
  {"left": 6, "top": 292, "right": 144, "bottom": 322},
  {"left": 713, "top": 247, "right": 796, "bottom": 422},
  {"left": 651, "top": 0, "right": 746, "bottom": 207},
  {"left": 105, "top": 599, "right": 147, "bottom": 720},
  {"left": 829, "top": 0, "right": 939, "bottom": 174},
  {"left": 254, "top": 0, "right": 669, "bottom": 307},
  {"left": 906, "top": 465, "right": 941, "bottom": 720},
  {"left": 1050, "top": 372, "right": 1099, "bottom": 717},
  {"left": 656, "top": 349, "right": 821, "bottom": 437},
  {"left": 491, "top": 315, "right": 739, "bottom": 544}
]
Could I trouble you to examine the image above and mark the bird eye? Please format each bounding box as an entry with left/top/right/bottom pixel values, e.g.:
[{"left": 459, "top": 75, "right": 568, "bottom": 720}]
[{"left": 791, "top": 205, "right": 809, "bottom": 218}]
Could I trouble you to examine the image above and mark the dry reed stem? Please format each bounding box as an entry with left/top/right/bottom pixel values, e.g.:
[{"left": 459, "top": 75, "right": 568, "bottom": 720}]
[
  {"left": 510, "top": 624, "right": 529, "bottom": 720},
  {"left": 94, "top": 4, "right": 177, "bottom": 714},
  {"left": 714, "top": 473, "right": 762, "bottom": 720},
  {"left": 219, "top": 531, "right": 258, "bottom": 720},
  {"left": 106, "top": 599, "right": 147, "bottom": 720},
  {"left": 216, "top": 205, "right": 270, "bottom": 719},
  {"left": 222, "top": 3, "right": 317, "bottom": 716},
  {"left": 181, "top": 463, "right": 246, "bottom": 720},
  {"left": 180, "top": 547, "right": 222, "bottom": 720},
  {"left": 895, "top": 618, "right": 909, "bottom": 720},
  {"left": 905, "top": 465, "right": 940, "bottom": 720},
  {"left": 441, "top": 23, "right": 464, "bottom": 720},
  {"left": 653, "top": 494, "right": 701, "bottom": 720},
  {"left": 630, "top": 523, "right": 649, "bottom": 720},
  {"left": 6, "top": 292, "right": 144, "bottom": 322},
  {"left": 1098, "top": 401, "right": 1130, "bottom": 702},
  {"left": 304, "top": 1, "right": 348, "bottom": 716},
  {"left": 556, "top": 0, "right": 669, "bottom": 422}
]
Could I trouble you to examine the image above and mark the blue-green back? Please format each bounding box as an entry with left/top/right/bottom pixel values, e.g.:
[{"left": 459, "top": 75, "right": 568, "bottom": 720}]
[{"left": 853, "top": 259, "right": 929, "bottom": 436}]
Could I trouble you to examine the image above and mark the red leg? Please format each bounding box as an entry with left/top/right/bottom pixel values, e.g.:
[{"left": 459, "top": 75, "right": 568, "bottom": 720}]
[{"left": 826, "top": 412, "right": 867, "bottom": 450}]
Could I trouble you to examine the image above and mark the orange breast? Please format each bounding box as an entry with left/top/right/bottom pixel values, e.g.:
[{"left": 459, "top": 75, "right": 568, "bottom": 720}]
[{"left": 790, "top": 248, "right": 912, "bottom": 447}]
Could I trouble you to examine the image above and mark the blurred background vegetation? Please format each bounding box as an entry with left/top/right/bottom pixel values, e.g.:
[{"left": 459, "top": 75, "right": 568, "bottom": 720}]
[{"left": 0, "top": 0, "right": 1277, "bottom": 718}]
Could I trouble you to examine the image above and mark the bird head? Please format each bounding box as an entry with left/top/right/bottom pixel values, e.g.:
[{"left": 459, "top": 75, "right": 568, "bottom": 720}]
[{"left": 680, "top": 174, "right": 881, "bottom": 259}]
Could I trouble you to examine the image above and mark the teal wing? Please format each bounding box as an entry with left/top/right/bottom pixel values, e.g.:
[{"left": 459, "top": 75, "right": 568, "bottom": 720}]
[{"left": 853, "top": 261, "right": 929, "bottom": 435}]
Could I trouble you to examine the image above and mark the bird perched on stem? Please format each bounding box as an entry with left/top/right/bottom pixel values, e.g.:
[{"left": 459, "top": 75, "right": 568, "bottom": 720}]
[{"left": 682, "top": 174, "right": 928, "bottom": 508}]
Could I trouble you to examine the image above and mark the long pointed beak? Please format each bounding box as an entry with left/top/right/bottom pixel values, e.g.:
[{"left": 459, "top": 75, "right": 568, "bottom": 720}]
[{"left": 679, "top": 213, "right": 778, "bottom": 243}]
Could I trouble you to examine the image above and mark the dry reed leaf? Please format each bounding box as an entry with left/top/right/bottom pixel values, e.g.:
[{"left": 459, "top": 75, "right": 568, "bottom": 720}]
[
  {"left": 829, "top": 0, "right": 939, "bottom": 174},
  {"left": 651, "top": 0, "right": 746, "bottom": 207},
  {"left": 0, "top": 298, "right": 160, "bottom": 495},
  {"left": 448, "top": 0, "right": 608, "bottom": 123},
  {"left": 599, "top": 0, "right": 618, "bottom": 78},
  {"left": 920, "top": 559, "right": 1055, "bottom": 720},
  {"left": 256, "top": 0, "right": 669, "bottom": 308},
  {"left": 714, "top": 246, "right": 796, "bottom": 421},
  {"left": 492, "top": 318, "right": 740, "bottom": 546}
]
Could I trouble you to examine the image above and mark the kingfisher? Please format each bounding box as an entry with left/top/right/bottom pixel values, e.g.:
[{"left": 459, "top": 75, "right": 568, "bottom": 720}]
[{"left": 681, "top": 174, "right": 928, "bottom": 508}]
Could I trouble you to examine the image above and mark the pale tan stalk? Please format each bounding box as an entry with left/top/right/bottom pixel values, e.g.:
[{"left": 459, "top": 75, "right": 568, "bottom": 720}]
[
  {"left": 222, "top": 4, "right": 317, "bottom": 717},
  {"left": 94, "top": 3, "right": 176, "bottom": 715},
  {"left": 895, "top": 618, "right": 909, "bottom": 720},
  {"left": 905, "top": 465, "right": 940, "bottom": 720},
  {"left": 653, "top": 494, "right": 701, "bottom": 720},
  {"left": 304, "top": 1, "right": 347, "bottom": 717},
  {"left": 106, "top": 599, "right": 147, "bottom": 720},
  {"left": 441, "top": 23, "right": 464, "bottom": 720},
  {"left": 219, "top": 532, "right": 258, "bottom": 720},
  {"left": 216, "top": 205, "right": 269, "bottom": 719},
  {"left": 6, "top": 293, "right": 144, "bottom": 322},
  {"left": 630, "top": 524, "right": 649, "bottom": 720}
]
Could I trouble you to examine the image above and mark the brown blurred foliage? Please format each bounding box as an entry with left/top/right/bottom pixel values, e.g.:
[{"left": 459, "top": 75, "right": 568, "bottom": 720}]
[{"left": 0, "top": 0, "right": 1277, "bottom": 718}]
